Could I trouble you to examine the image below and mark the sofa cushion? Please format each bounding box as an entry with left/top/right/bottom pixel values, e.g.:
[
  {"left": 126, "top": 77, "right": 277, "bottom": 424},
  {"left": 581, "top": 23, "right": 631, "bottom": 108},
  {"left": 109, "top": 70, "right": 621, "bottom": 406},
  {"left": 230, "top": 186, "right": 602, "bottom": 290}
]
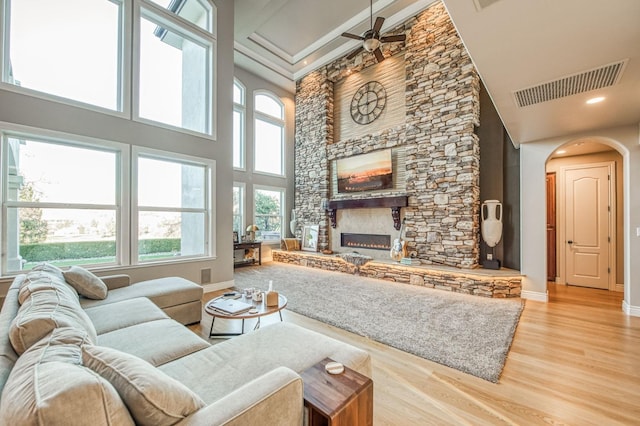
[
  {"left": 63, "top": 265, "right": 108, "bottom": 300},
  {"left": 82, "top": 345, "right": 205, "bottom": 426},
  {"left": 158, "top": 322, "right": 371, "bottom": 404},
  {"left": 84, "top": 297, "right": 169, "bottom": 335},
  {"left": 10, "top": 281, "right": 97, "bottom": 355},
  {"left": 0, "top": 327, "right": 134, "bottom": 425},
  {"left": 97, "top": 319, "right": 209, "bottom": 367},
  {"left": 80, "top": 277, "right": 203, "bottom": 310}
]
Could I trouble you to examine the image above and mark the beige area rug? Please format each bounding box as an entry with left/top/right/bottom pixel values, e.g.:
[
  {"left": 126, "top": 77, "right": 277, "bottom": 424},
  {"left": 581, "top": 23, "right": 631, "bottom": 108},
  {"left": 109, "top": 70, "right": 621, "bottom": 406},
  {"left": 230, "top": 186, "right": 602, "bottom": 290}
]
[{"left": 234, "top": 262, "right": 524, "bottom": 383}]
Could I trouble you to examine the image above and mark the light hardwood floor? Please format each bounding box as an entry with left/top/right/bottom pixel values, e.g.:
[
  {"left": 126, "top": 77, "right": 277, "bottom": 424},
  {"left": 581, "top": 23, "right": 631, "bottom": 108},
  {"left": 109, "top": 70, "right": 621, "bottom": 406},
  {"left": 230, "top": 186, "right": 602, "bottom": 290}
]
[{"left": 190, "top": 281, "right": 640, "bottom": 425}]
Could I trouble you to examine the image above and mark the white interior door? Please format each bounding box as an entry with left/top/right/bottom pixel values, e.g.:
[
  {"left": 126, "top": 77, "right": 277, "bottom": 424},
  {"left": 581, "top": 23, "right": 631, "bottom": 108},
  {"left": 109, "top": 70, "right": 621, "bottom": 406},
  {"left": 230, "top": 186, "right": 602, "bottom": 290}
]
[{"left": 564, "top": 164, "right": 610, "bottom": 289}]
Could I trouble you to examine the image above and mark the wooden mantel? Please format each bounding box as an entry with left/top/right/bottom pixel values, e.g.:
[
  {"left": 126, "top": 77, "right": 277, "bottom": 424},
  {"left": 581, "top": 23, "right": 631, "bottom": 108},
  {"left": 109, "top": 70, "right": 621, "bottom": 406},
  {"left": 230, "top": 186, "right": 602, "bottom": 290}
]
[{"left": 326, "top": 196, "right": 408, "bottom": 230}]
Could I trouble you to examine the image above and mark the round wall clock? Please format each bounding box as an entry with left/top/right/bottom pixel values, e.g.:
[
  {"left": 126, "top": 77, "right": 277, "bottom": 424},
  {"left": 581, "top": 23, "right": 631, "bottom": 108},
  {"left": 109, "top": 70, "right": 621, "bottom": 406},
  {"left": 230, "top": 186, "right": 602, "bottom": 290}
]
[{"left": 350, "top": 80, "right": 387, "bottom": 125}]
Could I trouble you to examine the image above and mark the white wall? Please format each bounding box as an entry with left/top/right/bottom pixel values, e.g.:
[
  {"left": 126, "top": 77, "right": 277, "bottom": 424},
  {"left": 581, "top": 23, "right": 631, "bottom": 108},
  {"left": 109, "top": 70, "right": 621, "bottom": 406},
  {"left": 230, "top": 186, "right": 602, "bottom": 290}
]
[
  {"left": 0, "top": 0, "right": 236, "bottom": 292},
  {"left": 520, "top": 124, "right": 640, "bottom": 316}
]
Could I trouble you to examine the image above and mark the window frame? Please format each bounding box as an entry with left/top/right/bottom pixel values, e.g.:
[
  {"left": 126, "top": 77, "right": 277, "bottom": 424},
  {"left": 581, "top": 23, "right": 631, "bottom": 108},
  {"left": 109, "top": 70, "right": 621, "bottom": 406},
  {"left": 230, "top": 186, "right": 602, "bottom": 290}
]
[
  {"left": 253, "top": 185, "right": 285, "bottom": 245},
  {"left": 0, "top": 0, "right": 130, "bottom": 118},
  {"left": 253, "top": 90, "right": 285, "bottom": 177},
  {"left": 233, "top": 79, "right": 246, "bottom": 170},
  {"left": 132, "top": 1, "right": 216, "bottom": 138},
  {"left": 0, "top": 122, "right": 130, "bottom": 274},
  {"left": 132, "top": 145, "right": 216, "bottom": 265}
]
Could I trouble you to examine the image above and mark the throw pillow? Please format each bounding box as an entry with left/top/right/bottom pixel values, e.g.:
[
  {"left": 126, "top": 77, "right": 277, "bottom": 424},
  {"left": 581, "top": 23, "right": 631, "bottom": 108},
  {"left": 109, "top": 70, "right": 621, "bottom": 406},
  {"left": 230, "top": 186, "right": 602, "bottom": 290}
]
[
  {"left": 63, "top": 266, "right": 108, "bottom": 300},
  {"left": 0, "top": 327, "right": 134, "bottom": 425},
  {"left": 82, "top": 345, "right": 205, "bottom": 426}
]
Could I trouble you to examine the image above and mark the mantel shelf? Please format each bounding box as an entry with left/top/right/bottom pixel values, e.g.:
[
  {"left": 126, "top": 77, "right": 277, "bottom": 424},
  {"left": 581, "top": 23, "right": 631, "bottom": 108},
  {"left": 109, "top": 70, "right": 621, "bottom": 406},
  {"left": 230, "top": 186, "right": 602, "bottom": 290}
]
[{"left": 326, "top": 196, "right": 408, "bottom": 230}]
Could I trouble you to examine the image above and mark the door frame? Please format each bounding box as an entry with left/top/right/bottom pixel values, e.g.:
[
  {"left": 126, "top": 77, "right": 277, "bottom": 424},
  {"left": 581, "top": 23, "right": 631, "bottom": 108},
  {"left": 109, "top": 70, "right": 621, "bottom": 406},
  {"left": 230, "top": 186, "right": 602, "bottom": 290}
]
[{"left": 557, "top": 161, "right": 617, "bottom": 291}]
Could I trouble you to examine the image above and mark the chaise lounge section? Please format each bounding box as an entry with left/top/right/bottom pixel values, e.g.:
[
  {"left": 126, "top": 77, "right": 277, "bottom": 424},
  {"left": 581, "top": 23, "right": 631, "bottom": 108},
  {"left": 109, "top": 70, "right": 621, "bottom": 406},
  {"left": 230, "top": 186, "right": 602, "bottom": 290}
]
[{"left": 0, "top": 263, "right": 372, "bottom": 425}]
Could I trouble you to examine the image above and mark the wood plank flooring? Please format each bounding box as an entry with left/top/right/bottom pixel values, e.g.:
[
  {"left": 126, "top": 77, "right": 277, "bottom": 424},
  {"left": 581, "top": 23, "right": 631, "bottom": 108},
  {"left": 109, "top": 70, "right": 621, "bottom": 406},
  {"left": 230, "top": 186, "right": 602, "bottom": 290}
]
[{"left": 190, "top": 280, "right": 640, "bottom": 425}]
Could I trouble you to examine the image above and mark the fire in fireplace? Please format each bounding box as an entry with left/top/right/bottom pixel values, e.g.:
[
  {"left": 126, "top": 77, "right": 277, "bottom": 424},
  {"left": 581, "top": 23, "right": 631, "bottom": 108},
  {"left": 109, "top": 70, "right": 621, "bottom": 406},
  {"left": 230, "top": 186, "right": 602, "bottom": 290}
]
[{"left": 341, "top": 233, "right": 391, "bottom": 251}]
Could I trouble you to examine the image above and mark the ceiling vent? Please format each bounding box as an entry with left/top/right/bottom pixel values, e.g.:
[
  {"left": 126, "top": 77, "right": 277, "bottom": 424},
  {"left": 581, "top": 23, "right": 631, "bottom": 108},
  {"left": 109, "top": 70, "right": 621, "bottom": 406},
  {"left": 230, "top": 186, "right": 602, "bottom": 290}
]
[{"left": 513, "top": 60, "right": 626, "bottom": 108}]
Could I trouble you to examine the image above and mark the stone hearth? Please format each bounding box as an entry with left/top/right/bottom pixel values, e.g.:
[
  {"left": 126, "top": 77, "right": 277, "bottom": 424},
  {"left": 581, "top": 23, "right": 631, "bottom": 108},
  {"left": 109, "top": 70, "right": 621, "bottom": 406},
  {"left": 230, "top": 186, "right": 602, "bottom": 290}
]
[{"left": 272, "top": 250, "right": 521, "bottom": 298}]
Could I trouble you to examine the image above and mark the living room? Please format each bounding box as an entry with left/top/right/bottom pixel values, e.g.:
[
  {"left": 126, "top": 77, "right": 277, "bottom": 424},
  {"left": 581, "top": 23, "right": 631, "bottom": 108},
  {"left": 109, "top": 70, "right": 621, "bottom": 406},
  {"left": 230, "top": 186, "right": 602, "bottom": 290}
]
[{"left": 0, "top": 0, "right": 638, "bottom": 424}]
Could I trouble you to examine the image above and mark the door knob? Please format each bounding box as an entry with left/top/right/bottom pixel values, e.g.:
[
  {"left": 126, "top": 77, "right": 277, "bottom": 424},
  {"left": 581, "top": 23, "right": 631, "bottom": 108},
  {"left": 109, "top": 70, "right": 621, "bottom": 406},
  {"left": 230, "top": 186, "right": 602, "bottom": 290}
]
[{"left": 567, "top": 240, "right": 573, "bottom": 244}]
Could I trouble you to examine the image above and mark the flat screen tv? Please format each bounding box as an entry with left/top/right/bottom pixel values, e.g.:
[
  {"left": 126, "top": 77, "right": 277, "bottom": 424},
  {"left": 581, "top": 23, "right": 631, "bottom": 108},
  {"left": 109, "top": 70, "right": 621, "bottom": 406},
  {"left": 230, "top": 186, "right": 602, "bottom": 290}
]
[{"left": 337, "top": 149, "right": 393, "bottom": 193}]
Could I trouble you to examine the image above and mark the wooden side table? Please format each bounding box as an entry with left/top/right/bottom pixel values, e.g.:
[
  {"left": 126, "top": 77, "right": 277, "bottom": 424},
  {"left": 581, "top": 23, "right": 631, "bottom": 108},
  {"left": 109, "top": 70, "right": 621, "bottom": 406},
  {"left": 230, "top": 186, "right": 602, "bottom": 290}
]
[
  {"left": 233, "top": 241, "right": 262, "bottom": 268},
  {"left": 300, "top": 358, "right": 373, "bottom": 426}
]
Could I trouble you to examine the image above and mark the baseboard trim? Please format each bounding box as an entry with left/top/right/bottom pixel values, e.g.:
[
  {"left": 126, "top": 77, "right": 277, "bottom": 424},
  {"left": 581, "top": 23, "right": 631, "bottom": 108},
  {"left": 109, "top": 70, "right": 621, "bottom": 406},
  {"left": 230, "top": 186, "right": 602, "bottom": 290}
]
[
  {"left": 615, "top": 283, "right": 624, "bottom": 292},
  {"left": 202, "top": 280, "right": 234, "bottom": 293},
  {"left": 622, "top": 300, "right": 640, "bottom": 317},
  {"left": 521, "top": 290, "right": 548, "bottom": 302}
]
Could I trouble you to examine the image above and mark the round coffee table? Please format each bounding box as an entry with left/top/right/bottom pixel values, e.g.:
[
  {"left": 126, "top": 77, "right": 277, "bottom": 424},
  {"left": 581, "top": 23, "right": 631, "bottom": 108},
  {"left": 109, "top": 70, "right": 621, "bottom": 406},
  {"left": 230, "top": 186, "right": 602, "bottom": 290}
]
[{"left": 205, "top": 294, "right": 287, "bottom": 338}]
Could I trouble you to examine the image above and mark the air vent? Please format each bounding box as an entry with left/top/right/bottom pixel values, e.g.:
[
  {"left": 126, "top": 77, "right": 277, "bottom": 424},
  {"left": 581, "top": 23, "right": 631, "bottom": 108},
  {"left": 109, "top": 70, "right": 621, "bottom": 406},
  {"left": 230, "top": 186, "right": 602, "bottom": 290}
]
[{"left": 513, "top": 60, "right": 626, "bottom": 108}]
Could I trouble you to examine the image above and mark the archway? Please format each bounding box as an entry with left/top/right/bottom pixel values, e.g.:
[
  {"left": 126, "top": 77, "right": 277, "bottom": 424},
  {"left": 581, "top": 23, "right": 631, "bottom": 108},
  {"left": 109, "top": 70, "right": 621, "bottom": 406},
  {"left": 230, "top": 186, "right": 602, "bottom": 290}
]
[{"left": 545, "top": 137, "right": 625, "bottom": 298}]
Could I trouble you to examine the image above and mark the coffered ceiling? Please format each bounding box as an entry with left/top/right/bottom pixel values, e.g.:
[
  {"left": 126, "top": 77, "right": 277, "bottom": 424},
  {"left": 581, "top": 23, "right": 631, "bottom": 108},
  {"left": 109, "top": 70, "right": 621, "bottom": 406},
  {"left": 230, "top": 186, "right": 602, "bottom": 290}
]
[{"left": 234, "top": 0, "right": 640, "bottom": 145}]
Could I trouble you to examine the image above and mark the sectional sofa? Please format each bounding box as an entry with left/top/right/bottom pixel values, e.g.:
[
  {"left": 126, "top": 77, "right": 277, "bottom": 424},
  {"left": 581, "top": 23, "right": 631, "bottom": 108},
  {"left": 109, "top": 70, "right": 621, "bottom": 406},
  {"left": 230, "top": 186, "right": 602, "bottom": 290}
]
[{"left": 0, "top": 263, "right": 372, "bottom": 425}]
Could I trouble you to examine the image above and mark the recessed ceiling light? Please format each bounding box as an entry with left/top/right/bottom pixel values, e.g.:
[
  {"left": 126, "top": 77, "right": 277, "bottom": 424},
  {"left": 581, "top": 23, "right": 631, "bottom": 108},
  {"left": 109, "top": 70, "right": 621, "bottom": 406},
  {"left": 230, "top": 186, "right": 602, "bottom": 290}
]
[
  {"left": 556, "top": 150, "right": 567, "bottom": 154},
  {"left": 303, "top": 60, "right": 307, "bottom": 65},
  {"left": 586, "top": 96, "right": 605, "bottom": 104}
]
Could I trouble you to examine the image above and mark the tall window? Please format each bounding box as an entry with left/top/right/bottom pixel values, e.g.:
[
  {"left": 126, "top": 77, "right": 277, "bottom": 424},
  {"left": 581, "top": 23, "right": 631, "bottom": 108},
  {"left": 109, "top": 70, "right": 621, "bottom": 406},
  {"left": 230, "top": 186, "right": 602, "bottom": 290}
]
[
  {"left": 1, "top": 0, "right": 216, "bottom": 136},
  {"left": 254, "top": 92, "right": 284, "bottom": 176},
  {"left": 254, "top": 186, "right": 285, "bottom": 243},
  {"left": 2, "top": 132, "right": 123, "bottom": 273},
  {"left": 232, "top": 183, "right": 245, "bottom": 236},
  {"left": 134, "top": 149, "right": 213, "bottom": 263},
  {"left": 233, "top": 80, "right": 245, "bottom": 169}
]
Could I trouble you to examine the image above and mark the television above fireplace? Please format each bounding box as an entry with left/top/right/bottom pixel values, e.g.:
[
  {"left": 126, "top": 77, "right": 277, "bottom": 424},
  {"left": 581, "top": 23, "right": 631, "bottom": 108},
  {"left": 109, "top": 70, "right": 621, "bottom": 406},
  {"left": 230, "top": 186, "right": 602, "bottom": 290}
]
[{"left": 336, "top": 149, "right": 392, "bottom": 193}]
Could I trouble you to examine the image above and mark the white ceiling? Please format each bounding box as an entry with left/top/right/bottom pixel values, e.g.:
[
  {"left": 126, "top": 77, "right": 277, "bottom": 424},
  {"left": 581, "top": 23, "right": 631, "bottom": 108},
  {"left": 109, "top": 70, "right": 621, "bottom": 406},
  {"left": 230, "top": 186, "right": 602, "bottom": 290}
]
[{"left": 234, "top": 0, "right": 640, "bottom": 145}]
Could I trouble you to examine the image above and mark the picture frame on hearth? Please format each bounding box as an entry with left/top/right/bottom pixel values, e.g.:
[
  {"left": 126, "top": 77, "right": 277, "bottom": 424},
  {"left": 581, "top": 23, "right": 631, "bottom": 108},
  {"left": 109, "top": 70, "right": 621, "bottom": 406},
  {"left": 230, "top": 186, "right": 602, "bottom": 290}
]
[{"left": 301, "top": 225, "right": 319, "bottom": 252}]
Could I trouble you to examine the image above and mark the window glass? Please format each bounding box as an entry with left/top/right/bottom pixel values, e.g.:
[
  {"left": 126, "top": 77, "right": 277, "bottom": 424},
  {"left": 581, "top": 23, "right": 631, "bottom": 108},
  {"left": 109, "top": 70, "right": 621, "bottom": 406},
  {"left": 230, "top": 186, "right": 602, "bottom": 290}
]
[
  {"left": 233, "top": 109, "right": 244, "bottom": 169},
  {"left": 147, "top": 0, "right": 213, "bottom": 33},
  {"left": 254, "top": 118, "right": 283, "bottom": 175},
  {"left": 138, "top": 157, "right": 205, "bottom": 209},
  {"left": 3, "top": 136, "right": 120, "bottom": 272},
  {"left": 8, "top": 139, "right": 116, "bottom": 204},
  {"left": 232, "top": 184, "right": 244, "bottom": 235},
  {"left": 138, "top": 15, "right": 210, "bottom": 134},
  {"left": 255, "top": 94, "right": 283, "bottom": 119},
  {"left": 5, "top": 0, "right": 121, "bottom": 110},
  {"left": 233, "top": 82, "right": 244, "bottom": 105},
  {"left": 254, "top": 188, "right": 284, "bottom": 243}
]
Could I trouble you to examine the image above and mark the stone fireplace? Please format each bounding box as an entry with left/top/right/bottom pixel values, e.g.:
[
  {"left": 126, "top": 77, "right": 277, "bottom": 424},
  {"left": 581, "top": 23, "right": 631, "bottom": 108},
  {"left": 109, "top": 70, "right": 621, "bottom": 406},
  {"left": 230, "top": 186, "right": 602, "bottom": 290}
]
[{"left": 293, "top": 1, "right": 481, "bottom": 269}]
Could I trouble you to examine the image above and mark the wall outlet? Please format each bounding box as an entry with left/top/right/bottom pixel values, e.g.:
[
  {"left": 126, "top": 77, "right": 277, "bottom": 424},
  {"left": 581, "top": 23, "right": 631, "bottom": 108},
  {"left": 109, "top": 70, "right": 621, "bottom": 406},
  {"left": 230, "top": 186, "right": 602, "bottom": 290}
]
[
  {"left": 200, "top": 268, "right": 211, "bottom": 284},
  {"left": 487, "top": 253, "right": 493, "bottom": 260}
]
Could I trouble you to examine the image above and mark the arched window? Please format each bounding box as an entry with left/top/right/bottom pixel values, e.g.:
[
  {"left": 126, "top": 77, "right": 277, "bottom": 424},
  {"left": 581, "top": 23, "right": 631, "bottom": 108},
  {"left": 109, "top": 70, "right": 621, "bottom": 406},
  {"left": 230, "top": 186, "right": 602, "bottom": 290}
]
[
  {"left": 254, "top": 92, "right": 284, "bottom": 176},
  {"left": 233, "top": 79, "right": 245, "bottom": 169}
]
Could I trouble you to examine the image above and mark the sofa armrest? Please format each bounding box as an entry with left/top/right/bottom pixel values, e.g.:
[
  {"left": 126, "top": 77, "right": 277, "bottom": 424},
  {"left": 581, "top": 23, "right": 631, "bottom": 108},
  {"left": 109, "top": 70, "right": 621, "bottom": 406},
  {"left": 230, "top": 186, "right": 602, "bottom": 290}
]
[
  {"left": 176, "top": 367, "right": 303, "bottom": 426},
  {"left": 99, "top": 274, "right": 130, "bottom": 290}
]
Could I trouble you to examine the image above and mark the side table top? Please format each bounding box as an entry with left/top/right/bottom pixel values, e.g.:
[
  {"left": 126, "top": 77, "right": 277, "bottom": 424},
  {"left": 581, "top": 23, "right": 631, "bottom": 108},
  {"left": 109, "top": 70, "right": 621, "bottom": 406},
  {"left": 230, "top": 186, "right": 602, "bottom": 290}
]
[{"left": 300, "top": 357, "right": 373, "bottom": 419}]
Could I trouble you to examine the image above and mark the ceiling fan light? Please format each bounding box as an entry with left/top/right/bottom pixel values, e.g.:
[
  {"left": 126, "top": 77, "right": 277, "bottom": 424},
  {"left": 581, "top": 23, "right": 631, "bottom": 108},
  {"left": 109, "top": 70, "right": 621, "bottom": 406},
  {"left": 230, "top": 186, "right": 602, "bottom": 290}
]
[{"left": 363, "top": 38, "right": 380, "bottom": 52}]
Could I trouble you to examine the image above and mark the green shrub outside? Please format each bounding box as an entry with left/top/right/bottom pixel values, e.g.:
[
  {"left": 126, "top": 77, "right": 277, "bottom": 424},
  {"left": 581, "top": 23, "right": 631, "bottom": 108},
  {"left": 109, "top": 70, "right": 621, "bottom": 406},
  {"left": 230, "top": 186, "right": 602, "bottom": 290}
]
[{"left": 20, "top": 239, "right": 180, "bottom": 262}]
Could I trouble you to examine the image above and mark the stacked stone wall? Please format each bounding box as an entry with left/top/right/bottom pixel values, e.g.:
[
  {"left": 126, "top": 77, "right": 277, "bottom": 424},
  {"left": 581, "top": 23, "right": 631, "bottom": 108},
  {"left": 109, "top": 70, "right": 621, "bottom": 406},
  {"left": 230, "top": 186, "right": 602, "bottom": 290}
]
[{"left": 294, "top": 1, "right": 481, "bottom": 268}]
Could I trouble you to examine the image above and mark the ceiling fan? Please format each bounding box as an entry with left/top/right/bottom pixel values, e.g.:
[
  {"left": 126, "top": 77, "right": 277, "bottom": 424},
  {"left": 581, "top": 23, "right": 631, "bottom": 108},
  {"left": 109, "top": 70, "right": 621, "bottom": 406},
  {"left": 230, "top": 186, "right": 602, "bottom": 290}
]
[{"left": 341, "top": 0, "right": 406, "bottom": 63}]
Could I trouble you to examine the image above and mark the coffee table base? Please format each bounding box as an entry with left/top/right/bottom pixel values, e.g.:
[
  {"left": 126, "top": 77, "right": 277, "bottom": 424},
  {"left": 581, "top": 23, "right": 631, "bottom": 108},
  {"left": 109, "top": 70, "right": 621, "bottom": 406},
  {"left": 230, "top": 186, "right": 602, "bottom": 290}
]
[{"left": 209, "top": 310, "right": 284, "bottom": 338}]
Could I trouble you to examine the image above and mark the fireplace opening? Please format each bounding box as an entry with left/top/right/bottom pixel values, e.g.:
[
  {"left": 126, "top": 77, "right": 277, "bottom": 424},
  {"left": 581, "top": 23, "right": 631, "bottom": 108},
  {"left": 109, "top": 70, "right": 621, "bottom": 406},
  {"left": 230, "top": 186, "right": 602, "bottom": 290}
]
[{"left": 341, "top": 233, "right": 391, "bottom": 251}]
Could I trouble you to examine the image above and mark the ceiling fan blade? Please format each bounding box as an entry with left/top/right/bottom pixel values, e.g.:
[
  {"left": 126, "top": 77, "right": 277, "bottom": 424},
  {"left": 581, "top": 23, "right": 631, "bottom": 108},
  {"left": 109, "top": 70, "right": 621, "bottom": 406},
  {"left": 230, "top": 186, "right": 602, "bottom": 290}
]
[
  {"left": 341, "top": 32, "right": 364, "bottom": 40},
  {"left": 347, "top": 46, "right": 364, "bottom": 60},
  {"left": 373, "top": 47, "right": 385, "bottom": 63},
  {"left": 380, "top": 34, "right": 406, "bottom": 43},
  {"left": 373, "top": 16, "right": 384, "bottom": 33}
]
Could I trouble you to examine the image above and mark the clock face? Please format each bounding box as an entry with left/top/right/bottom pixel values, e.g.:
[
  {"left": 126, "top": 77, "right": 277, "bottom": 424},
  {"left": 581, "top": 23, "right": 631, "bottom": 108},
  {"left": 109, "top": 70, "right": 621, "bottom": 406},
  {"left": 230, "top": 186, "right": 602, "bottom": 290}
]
[{"left": 350, "top": 81, "right": 387, "bottom": 125}]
